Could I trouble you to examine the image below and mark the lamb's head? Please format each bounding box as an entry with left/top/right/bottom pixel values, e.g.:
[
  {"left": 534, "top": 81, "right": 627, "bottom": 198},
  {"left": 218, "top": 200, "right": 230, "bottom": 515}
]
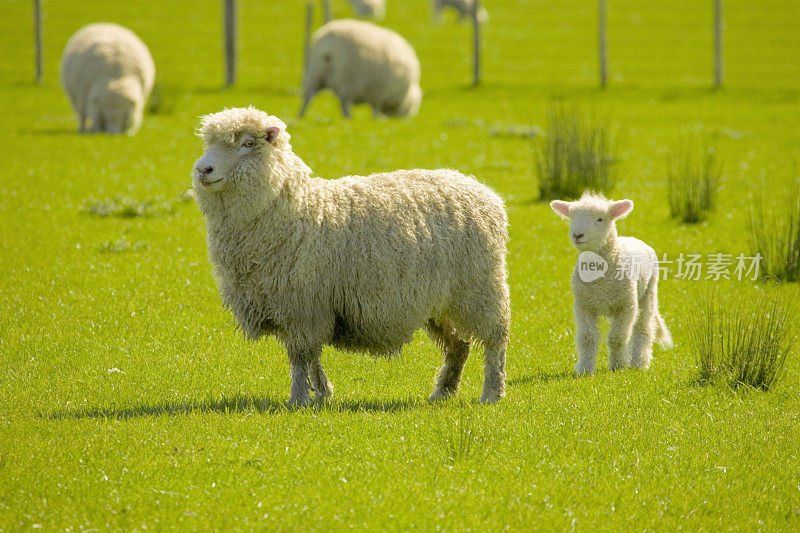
[{"left": 550, "top": 192, "right": 633, "bottom": 253}]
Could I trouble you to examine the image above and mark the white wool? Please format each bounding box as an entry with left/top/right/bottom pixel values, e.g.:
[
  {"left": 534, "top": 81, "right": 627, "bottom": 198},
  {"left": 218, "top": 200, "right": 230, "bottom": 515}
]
[
  {"left": 60, "top": 23, "right": 155, "bottom": 135},
  {"left": 551, "top": 192, "right": 673, "bottom": 375},
  {"left": 300, "top": 19, "right": 421, "bottom": 119},
  {"left": 192, "top": 107, "right": 510, "bottom": 406}
]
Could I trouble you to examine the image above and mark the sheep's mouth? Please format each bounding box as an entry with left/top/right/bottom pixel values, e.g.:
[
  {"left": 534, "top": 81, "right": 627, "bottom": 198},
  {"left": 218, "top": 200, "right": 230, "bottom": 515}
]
[{"left": 199, "top": 177, "right": 224, "bottom": 186}]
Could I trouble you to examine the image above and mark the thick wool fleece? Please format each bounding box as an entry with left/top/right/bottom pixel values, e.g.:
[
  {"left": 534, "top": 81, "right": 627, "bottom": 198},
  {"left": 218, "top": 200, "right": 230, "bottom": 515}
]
[
  {"left": 300, "top": 19, "right": 421, "bottom": 118},
  {"left": 60, "top": 23, "right": 155, "bottom": 135},
  {"left": 193, "top": 107, "right": 510, "bottom": 405},
  {"left": 552, "top": 192, "right": 672, "bottom": 375}
]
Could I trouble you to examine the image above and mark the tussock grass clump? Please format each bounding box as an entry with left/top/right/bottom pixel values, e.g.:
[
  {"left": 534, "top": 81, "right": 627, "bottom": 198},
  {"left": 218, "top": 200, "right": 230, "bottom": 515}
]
[
  {"left": 667, "top": 137, "right": 721, "bottom": 223},
  {"left": 98, "top": 238, "right": 149, "bottom": 253},
  {"left": 749, "top": 180, "right": 800, "bottom": 282},
  {"left": 534, "top": 106, "right": 618, "bottom": 200},
  {"left": 82, "top": 193, "right": 192, "bottom": 218},
  {"left": 437, "top": 408, "right": 489, "bottom": 464},
  {"left": 689, "top": 287, "right": 797, "bottom": 391}
]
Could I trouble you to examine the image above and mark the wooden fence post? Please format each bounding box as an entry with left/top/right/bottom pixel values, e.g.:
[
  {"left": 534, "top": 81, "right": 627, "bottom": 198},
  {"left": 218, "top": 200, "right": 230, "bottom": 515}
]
[
  {"left": 472, "top": 0, "right": 481, "bottom": 86},
  {"left": 224, "top": 0, "right": 237, "bottom": 87},
  {"left": 303, "top": 2, "right": 314, "bottom": 84},
  {"left": 33, "top": 0, "right": 43, "bottom": 84},
  {"left": 321, "top": 0, "right": 332, "bottom": 23},
  {"left": 714, "top": 0, "right": 723, "bottom": 88},
  {"left": 598, "top": 0, "right": 607, "bottom": 88}
]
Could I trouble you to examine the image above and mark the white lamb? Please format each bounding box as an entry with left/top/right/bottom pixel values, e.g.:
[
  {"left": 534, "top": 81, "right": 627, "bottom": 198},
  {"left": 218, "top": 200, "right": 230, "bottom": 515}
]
[
  {"left": 347, "top": 0, "right": 386, "bottom": 20},
  {"left": 300, "top": 19, "right": 421, "bottom": 119},
  {"left": 433, "top": 0, "right": 489, "bottom": 24},
  {"left": 60, "top": 23, "right": 155, "bottom": 135},
  {"left": 192, "top": 107, "right": 510, "bottom": 406},
  {"left": 550, "top": 192, "right": 672, "bottom": 375}
]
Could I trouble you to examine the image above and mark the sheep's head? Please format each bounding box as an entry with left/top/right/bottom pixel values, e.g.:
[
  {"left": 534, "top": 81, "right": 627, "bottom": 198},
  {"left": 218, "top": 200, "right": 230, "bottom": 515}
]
[
  {"left": 192, "top": 107, "right": 288, "bottom": 196},
  {"left": 550, "top": 192, "right": 633, "bottom": 252},
  {"left": 96, "top": 77, "right": 143, "bottom": 134}
]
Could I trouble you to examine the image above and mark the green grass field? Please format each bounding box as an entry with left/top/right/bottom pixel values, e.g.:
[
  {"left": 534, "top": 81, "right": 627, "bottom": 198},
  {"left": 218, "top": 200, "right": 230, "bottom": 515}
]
[{"left": 2, "top": 0, "right": 800, "bottom": 529}]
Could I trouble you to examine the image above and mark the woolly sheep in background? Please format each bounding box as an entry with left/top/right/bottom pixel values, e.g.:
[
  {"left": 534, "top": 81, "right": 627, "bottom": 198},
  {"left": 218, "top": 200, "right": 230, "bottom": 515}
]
[
  {"left": 551, "top": 192, "right": 672, "bottom": 375},
  {"left": 192, "top": 107, "right": 510, "bottom": 406},
  {"left": 300, "top": 19, "right": 421, "bottom": 119},
  {"left": 60, "top": 23, "right": 155, "bottom": 135},
  {"left": 347, "top": 0, "right": 386, "bottom": 20}
]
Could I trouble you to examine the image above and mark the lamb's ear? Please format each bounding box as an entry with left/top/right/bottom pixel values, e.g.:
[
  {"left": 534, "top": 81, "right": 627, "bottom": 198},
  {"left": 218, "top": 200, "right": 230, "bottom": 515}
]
[
  {"left": 550, "top": 200, "right": 571, "bottom": 219},
  {"left": 265, "top": 126, "right": 281, "bottom": 145},
  {"left": 610, "top": 199, "right": 634, "bottom": 219}
]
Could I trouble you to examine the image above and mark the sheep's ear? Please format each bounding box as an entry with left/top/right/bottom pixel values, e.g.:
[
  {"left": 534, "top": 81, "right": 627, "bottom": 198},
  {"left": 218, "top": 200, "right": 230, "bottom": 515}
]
[
  {"left": 265, "top": 126, "right": 281, "bottom": 145},
  {"left": 550, "top": 200, "right": 571, "bottom": 219},
  {"left": 610, "top": 199, "right": 634, "bottom": 219}
]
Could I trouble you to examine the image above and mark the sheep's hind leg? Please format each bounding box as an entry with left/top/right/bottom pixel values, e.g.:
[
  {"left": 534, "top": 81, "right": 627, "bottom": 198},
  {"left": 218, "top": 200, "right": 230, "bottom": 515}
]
[
  {"left": 308, "top": 358, "right": 334, "bottom": 401},
  {"left": 575, "top": 304, "right": 599, "bottom": 375},
  {"left": 629, "top": 281, "right": 658, "bottom": 369},
  {"left": 427, "top": 320, "right": 470, "bottom": 401},
  {"left": 286, "top": 344, "right": 321, "bottom": 407},
  {"left": 479, "top": 325, "right": 508, "bottom": 404},
  {"left": 608, "top": 305, "right": 636, "bottom": 371},
  {"left": 338, "top": 97, "right": 352, "bottom": 119}
]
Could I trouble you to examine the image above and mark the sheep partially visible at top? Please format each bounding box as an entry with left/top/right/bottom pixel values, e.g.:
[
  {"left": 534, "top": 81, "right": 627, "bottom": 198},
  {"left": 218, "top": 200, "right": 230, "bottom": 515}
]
[
  {"left": 433, "top": 0, "right": 488, "bottom": 24},
  {"left": 550, "top": 192, "right": 672, "bottom": 375},
  {"left": 347, "top": 0, "right": 386, "bottom": 20},
  {"left": 60, "top": 23, "right": 155, "bottom": 135},
  {"left": 192, "top": 107, "right": 510, "bottom": 406},
  {"left": 300, "top": 19, "right": 421, "bottom": 119}
]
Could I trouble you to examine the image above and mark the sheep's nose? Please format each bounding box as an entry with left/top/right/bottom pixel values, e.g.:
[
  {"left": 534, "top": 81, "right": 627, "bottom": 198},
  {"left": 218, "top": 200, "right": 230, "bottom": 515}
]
[
  {"left": 573, "top": 233, "right": 585, "bottom": 240},
  {"left": 197, "top": 165, "right": 214, "bottom": 176}
]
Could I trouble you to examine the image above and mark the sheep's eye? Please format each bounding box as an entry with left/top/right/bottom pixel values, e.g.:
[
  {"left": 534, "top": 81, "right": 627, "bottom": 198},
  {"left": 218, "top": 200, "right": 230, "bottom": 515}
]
[
  {"left": 242, "top": 140, "right": 254, "bottom": 148},
  {"left": 596, "top": 217, "right": 604, "bottom": 223}
]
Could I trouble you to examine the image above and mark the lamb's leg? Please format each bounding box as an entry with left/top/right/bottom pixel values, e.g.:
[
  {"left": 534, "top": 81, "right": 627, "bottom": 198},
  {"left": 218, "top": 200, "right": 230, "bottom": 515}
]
[
  {"left": 575, "top": 304, "right": 599, "bottom": 375},
  {"left": 308, "top": 358, "right": 334, "bottom": 400},
  {"left": 608, "top": 305, "right": 636, "bottom": 371},
  {"left": 427, "top": 320, "right": 470, "bottom": 401},
  {"left": 286, "top": 343, "right": 321, "bottom": 407},
  {"left": 629, "top": 281, "right": 658, "bottom": 369},
  {"left": 479, "top": 324, "right": 508, "bottom": 404},
  {"left": 78, "top": 113, "right": 86, "bottom": 133}
]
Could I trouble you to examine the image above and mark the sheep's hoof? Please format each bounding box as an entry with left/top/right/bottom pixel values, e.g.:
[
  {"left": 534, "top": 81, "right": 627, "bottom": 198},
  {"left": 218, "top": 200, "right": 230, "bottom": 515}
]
[
  {"left": 478, "top": 390, "right": 503, "bottom": 404},
  {"left": 313, "top": 381, "right": 334, "bottom": 401},
  {"left": 574, "top": 364, "right": 594, "bottom": 376},
  {"left": 286, "top": 396, "right": 311, "bottom": 408},
  {"left": 428, "top": 389, "right": 455, "bottom": 402}
]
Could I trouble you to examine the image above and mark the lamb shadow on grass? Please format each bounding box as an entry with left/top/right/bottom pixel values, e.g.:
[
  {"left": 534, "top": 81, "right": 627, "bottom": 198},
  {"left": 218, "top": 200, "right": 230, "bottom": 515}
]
[{"left": 47, "top": 394, "right": 419, "bottom": 420}]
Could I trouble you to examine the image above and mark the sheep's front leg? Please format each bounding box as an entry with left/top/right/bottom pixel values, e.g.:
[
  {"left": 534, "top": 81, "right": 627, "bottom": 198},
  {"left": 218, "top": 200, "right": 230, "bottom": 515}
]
[
  {"left": 286, "top": 343, "right": 321, "bottom": 407},
  {"left": 308, "top": 358, "right": 334, "bottom": 400},
  {"left": 608, "top": 305, "right": 636, "bottom": 370},
  {"left": 575, "top": 304, "right": 599, "bottom": 376},
  {"left": 339, "top": 97, "right": 352, "bottom": 119}
]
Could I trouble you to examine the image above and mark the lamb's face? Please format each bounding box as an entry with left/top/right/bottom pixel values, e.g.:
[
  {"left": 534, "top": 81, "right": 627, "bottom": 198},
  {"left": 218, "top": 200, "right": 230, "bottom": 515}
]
[{"left": 550, "top": 196, "right": 634, "bottom": 252}]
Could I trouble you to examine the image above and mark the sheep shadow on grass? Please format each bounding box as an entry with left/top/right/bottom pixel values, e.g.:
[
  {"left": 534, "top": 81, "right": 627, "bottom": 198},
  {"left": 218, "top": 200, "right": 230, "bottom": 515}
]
[{"left": 46, "top": 394, "right": 420, "bottom": 420}]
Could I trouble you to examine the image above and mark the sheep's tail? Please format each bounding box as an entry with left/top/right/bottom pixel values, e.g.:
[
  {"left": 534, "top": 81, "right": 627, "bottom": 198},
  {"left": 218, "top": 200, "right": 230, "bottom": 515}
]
[{"left": 654, "top": 311, "right": 673, "bottom": 349}]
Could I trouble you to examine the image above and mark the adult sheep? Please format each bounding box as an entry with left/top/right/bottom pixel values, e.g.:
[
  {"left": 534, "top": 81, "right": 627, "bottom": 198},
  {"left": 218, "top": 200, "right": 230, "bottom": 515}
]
[
  {"left": 347, "top": 0, "right": 386, "bottom": 19},
  {"left": 300, "top": 19, "right": 421, "bottom": 119},
  {"left": 60, "top": 23, "right": 155, "bottom": 135},
  {"left": 192, "top": 107, "right": 510, "bottom": 406}
]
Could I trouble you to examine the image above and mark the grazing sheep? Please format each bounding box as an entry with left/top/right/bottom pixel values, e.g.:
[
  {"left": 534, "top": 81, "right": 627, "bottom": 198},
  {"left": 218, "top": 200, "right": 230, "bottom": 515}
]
[
  {"left": 300, "top": 19, "right": 421, "bottom": 119},
  {"left": 192, "top": 107, "right": 510, "bottom": 406},
  {"left": 433, "top": 0, "right": 488, "bottom": 24},
  {"left": 347, "top": 0, "right": 386, "bottom": 19},
  {"left": 60, "top": 23, "right": 155, "bottom": 135},
  {"left": 550, "top": 192, "right": 672, "bottom": 375}
]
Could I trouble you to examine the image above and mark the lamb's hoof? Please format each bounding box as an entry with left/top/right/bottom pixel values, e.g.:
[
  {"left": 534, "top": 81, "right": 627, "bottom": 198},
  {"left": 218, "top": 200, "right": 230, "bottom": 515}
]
[
  {"left": 574, "top": 365, "right": 594, "bottom": 377},
  {"left": 629, "top": 359, "right": 651, "bottom": 370},
  {"left": 428, "top": 388, "right": 455, "bottom": 402}
]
